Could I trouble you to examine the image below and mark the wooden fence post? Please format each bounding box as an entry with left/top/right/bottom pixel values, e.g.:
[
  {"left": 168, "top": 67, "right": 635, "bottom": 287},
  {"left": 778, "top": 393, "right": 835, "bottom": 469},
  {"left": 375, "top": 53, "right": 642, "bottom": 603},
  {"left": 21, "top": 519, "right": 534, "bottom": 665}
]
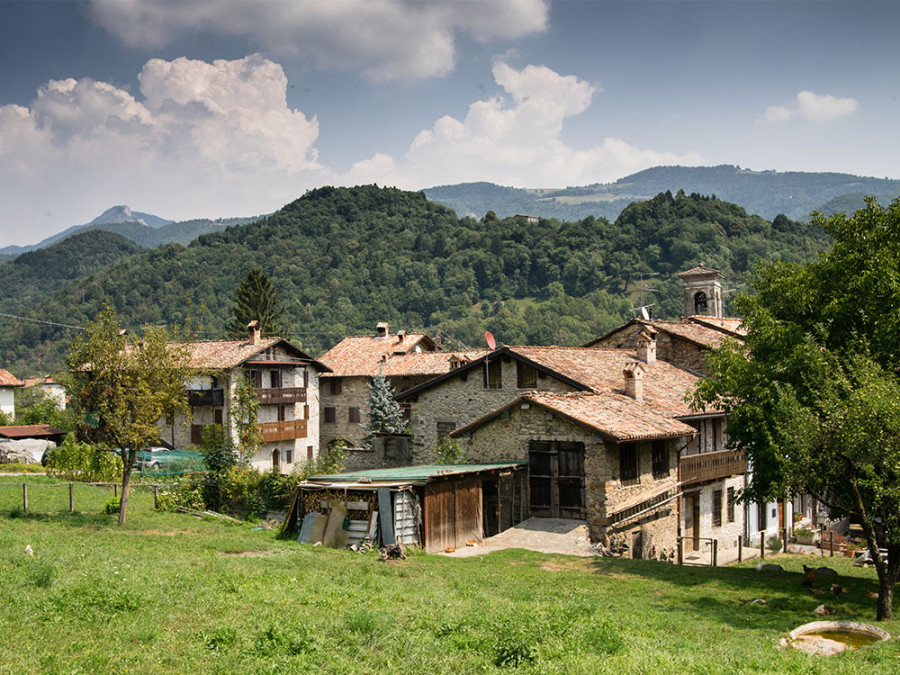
[
  {"left": 829, "top": 531, "right": 834, "bottom": 557},
  {"left": 782, "top": 527, "right": 788, "bottom": 553},
  {"left": 712, "top": 539, "right": 718, "bottom": 567},
  {"left": 153, "top": 486, "right": 158, "bottom": 510},
  {"left": 760, "top": 535, "right": 765, "bottom": 559},
  {"left": 820, "top": 525, "right": 825, "bottom": 556},
  {"left": 738, "top": 537, "right": 743, "bottom": 563},
  {"left": 113, "top": 483, "right": 117, "bottom": 498},
  {"left": 677, "top": 536, "right": 683, "bottom": 565},
  {"left": 22, "top": 483, "right": 27, "bottom": 514},
  {"left": 69, "top": 483, "right": 74, "bottom": 513}
]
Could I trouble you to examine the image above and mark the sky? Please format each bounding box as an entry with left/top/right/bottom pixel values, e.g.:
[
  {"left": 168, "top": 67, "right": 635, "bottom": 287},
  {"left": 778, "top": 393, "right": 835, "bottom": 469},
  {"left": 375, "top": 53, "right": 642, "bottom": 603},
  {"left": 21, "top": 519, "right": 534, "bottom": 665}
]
[{"left": 0, "top": 0, "right": 897, "bottom": 247}]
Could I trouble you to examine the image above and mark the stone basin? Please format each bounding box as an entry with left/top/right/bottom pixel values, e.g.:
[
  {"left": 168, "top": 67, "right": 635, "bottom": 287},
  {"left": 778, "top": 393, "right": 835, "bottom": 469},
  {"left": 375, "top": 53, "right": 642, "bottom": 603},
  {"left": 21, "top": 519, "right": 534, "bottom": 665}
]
[{"left": 787, "top": 621, "right": 890, "bottom": 656}]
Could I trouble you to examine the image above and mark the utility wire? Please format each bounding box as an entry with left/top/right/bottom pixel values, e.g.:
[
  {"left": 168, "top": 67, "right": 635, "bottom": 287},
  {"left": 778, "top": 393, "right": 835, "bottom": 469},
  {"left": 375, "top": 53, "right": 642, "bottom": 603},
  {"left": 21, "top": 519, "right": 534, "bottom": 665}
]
[{"left": 0, "top": 312, "right": 84, "bottom": 330}]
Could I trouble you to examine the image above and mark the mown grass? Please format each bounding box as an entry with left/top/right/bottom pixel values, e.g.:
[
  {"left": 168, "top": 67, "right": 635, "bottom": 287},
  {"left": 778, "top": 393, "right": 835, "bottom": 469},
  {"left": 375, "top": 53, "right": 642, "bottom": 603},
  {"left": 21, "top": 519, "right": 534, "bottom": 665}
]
[{"left": 1, "top": 475, "right": 898, "bottom": 673}]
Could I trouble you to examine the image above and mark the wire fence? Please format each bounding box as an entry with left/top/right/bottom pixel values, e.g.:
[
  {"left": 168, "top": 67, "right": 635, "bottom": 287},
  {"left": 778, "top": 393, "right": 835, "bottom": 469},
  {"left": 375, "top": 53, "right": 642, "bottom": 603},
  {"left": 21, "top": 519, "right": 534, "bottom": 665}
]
[{"left": 0, "top": 479, "right": 160, "bottom": 514}]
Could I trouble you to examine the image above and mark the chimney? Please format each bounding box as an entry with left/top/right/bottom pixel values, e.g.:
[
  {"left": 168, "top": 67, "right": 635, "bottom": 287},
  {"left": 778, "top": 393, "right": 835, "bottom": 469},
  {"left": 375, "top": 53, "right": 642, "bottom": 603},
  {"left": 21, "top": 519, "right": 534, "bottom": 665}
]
[
  {"left": 636, "top": 329, "right": 657, "bottom": 365},
  {"left": 623, "top": 362, "right": 646, "bottom": 401},
  {"left": 247, "top": 320, "right": 261, "bottom": 345},
  {"left": 376, "top": 321, "right": 389, "bottom": 338},
  {"left": 397, "top": 330, "right": 406, "bottom": 343}
]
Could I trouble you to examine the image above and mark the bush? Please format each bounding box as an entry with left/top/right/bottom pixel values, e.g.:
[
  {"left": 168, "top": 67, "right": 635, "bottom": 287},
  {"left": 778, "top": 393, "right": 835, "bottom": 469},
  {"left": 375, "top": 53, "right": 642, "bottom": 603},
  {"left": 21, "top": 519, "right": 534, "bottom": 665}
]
[
  {"left": 431, "top": 437, "right": 465, "bottom": 464},
  {"left": 103, "top": 496, "right": 121, "bottom": 515},
  {"left": 46, "top": 435, "right": 123, "bottom": 482},
  {"left": 302, "top": 440, "right": 346, "bottom": 478},
  {"left": 766, "top": 534, "right": 783, "bottom": 552}
]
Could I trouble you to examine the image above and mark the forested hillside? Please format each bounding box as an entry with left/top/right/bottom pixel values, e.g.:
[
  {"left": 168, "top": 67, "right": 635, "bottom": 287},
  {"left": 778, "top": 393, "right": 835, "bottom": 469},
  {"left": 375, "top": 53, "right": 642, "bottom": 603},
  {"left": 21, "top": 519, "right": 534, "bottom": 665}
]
[
  {"left": 0, "top": 186, "right": 829, "bottom": 375},
  {"left": 424, "top": 166, "right": 900, "bottom": 222}
]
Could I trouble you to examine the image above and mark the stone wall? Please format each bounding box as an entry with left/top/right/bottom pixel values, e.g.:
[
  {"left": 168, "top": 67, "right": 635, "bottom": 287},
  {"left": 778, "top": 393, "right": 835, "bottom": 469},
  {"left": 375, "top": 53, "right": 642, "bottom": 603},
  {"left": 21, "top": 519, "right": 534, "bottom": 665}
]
[
  {"left": 590, "top": 322, "right": 708, "bottom": 373},
  {"left": 460, "top": 402, "right": 684, "bottom": 556},
  {"left": 682, "top": 474, "right": 745, "bottom": 552},
  {"left": 409, "top": 359, "right": 576, "bottom": 462}
]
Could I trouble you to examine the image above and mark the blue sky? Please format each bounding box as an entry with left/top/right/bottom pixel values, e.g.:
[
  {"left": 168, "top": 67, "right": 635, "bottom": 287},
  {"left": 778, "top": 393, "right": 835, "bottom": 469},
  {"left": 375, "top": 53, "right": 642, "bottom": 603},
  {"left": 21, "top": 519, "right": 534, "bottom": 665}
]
[{"left": 0, "top": 0, "right": 897, "bottom": 247}]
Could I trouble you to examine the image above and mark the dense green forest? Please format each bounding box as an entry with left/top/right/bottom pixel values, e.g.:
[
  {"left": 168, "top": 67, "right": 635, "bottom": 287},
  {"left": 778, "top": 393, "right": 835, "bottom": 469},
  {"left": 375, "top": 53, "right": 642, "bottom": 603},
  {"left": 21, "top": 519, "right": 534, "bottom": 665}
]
[
  {"left": 0, "top": 186, "right": 829, "bottom": 375},
  {"left": 424, "top": 166, "right": 900, "bottom": 222}
]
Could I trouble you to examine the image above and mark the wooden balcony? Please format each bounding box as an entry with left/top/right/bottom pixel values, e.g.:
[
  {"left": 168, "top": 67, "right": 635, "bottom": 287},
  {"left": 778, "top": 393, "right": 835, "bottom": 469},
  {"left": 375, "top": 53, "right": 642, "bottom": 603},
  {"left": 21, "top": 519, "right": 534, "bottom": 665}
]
[
  {"left": 260, "top": 419, "right": 307, "bottom": 442},
  {"left": 255, "top": 387, "right": 307, "bottom": 405},
  {"left": 679, "top": 449, "right": 746, "bottom": 485},
  {"left": 188, "top": 388, "right": 225, "bottom": 407}
]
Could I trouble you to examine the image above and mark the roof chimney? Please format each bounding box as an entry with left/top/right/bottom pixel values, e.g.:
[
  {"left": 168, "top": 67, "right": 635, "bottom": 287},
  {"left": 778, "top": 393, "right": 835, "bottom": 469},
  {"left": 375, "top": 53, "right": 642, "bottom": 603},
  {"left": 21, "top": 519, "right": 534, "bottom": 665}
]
[
  {"left": 397, "top": 330, "right": 406, "bottom": 343},
  {"left": 247, "top": 320, "right": 261, "bottom": 345},
  {"left": 637, "top": 329, "right": 657, "bottom": 365},
  {"left": 623, "top": 362, "right": 646, "bottom": 401},
  {"left": 376, "top": 321, "right": 389, "bottom": 338}
]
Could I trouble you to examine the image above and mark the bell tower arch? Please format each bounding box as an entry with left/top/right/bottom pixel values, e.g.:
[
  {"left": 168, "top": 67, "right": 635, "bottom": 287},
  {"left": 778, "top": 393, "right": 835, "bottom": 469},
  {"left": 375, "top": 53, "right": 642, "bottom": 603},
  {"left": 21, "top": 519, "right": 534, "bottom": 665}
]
[{"left": 677, "top": 265, "right": 724, "bottom": 318}]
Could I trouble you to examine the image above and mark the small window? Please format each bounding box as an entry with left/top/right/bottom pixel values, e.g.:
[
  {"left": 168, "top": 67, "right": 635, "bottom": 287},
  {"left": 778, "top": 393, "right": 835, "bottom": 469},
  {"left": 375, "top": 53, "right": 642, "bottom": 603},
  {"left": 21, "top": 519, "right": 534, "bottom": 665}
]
[
  {"left": 712, "top": 418, "right": 721, "bottom": 452},
  {"left": 214, "top": 408, "right": 223, "bottom": 425},
  {"left": 303, "top": 368, "right": 309, "bottom": 388},
  {"left": 619, "top": 445, "right": 638, "bottom": 484},
  {"left": 324, "top": 407, "right": 336, "bottom": 423},
  {"left": 713, "top": 490, "right": 723, "bottom": 527},
  {"left": 278, "top": 405, "right": 287, "bottom": 422},
  {"left": 248, "top": 369, "right": 262, "bottom": 388},
  {"left": 307, "top": 445, "right": 314, "bottom": 461},
  {"left": 727, "top": 487, "right": 735, "bottom": 523},
  {"left": 330, "top": 378, "right": 342, "bottom": 395},
  {"left": 270, "top": 370, "right": 281, "bottom": 388},
  {"left": 284, "top": 449, "right": 293, "bottom": 464},
  {"left": 436, "top": 420, "right": 456, "bottom": 441},
  {"left": 483, "top": 359, "right": 502, "bottom": 389},
  {"left": 348, "top": 407, "right": 360, "bottom": 423},
  {"left": 516, "top": 361, "right": 537, "bottom": 388},
  {"left": 652, "top": 440, "right": 668, "bottom": 478},
  {"left": 303, "top": 404, "right": 309, "bottom": 420}
]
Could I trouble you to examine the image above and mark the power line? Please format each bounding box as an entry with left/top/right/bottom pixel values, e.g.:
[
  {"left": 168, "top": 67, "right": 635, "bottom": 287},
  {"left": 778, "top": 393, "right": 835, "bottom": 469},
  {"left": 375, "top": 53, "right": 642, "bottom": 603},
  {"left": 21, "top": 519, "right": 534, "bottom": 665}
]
[{"left": 0, "top": 312, "right": 84, "bottom": 330}]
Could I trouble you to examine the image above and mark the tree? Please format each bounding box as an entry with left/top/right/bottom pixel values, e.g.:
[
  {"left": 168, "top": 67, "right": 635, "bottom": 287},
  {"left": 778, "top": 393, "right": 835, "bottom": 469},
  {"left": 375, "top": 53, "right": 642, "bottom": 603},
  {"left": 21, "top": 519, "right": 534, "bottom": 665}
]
[
  {"left": 229, "top": 268, "right": 283, "bottom": 336},
  {"left": 230, "top": 375, "right": 263, "bottom": 466},
  {"left": 692, "top": 198, "right": 900, "bottom": 620},
  {"left": 66, "top": 308, "right": 193, "bottom": 524},
  {"left": 361, "top": 373, "right": 405, "bottom": 447}
]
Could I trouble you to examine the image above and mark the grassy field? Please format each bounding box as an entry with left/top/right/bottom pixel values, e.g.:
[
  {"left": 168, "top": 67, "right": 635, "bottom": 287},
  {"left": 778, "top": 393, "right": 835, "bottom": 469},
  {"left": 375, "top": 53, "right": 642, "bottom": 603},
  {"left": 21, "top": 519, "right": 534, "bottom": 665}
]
[{"left": 1, "top": 476, "right": 899, "bottom": 674}]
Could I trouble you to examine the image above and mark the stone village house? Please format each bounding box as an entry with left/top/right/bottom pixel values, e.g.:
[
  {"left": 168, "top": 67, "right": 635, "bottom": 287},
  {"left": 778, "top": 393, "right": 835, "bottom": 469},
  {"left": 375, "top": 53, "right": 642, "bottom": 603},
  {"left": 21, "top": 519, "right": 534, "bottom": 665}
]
[{"left": 158, "top": 323, "right": 330, "bottom": 473}]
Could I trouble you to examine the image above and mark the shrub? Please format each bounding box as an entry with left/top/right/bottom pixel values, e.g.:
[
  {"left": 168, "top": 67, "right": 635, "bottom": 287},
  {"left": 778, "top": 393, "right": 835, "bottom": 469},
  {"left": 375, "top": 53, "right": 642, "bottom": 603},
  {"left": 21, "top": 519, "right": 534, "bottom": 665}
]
[
  {"left": 431, "top": 437, "right": 465, "bottom": 464},
  {"left": 766, "top": 534, "right": 783, "bottom": 552},
  {"left": 103, "top": 496, "right": 121, "bottom": 515},
  {"left": 302, "top": 440, "right": 346, "bottom": 478},
  {"left": 46, "top": 435, "right": 122, "bottom": 482},
  {"left": 494, "top": 624, "right": 538, "bottom": 668}
]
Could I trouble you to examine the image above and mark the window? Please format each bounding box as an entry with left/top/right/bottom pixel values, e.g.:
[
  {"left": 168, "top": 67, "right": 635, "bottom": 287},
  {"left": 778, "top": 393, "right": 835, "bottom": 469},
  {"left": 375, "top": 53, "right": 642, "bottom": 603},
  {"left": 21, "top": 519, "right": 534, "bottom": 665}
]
[
  {"left": 303, "top": 404, "right": 309, "bottom": 420},
  {"left": 278, "top": 405, "right": 287, "bottom": 422},
  {"left": 652, "top": 440, "right": 668, "bottom": 478},
  {"left": 483, "top": 359, "right": 502, "bottom": 389},
  {"left": 214, "top": 408, "right": 223, "bottom": 425},
  {"left": 324, "top": 407, "right": 336, "bottom": 423},
  {"left": 330, "top": 378, "right": 342, "bottom": 395},
  {"left": 758, "top": 502, "right": 767, "bottom": 531},
  {"left": 727, "top": 487, "right": 735, "bottom": 523},
  {"left": 248, "top": 369, "right": 262, "bottom": 388},
  {"left": 713, "top": 490, "right": 723, "bottom": 527},
  {"left": 516, "top": 361, "right": 537, "bottom": 388},
  {"left": 302, "top": 368, "right": 309, "bottom": 388},
  {"left": 436, "top": 419, "right": 456, "bottom": 441},
  {"left": 712, "top": 418, "right": 721, "bottom": 452},
  {"left": 285, "top": 449, "right": 293, "bottom": 464},
  {"left": 307, "top": 445, "right": 314, "bottom": 461},
  {"left": 270, "top": 370, "right": 281, "bottom": 388},
  {"left": 619, "top": 444, "right": 638, "bottom": 484},
  {"left": 348, "top": 407, "right": 361, "bottom": 423}
]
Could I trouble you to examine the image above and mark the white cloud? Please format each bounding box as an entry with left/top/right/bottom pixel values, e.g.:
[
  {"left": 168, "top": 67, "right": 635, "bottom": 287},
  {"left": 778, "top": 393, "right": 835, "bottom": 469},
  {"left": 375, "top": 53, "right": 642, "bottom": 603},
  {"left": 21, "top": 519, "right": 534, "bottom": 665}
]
[
  {"left": 0, "top": 56, "right": 327, "bottom": 244},
  {"left": 765, "top": 90, "right": 858, "bottom": 124},
  {"left": 89, "top": 0, "right": 550, "bottom": 83},
  {"left": 344, "top": 62, "right": 702, "bottom": 189}
]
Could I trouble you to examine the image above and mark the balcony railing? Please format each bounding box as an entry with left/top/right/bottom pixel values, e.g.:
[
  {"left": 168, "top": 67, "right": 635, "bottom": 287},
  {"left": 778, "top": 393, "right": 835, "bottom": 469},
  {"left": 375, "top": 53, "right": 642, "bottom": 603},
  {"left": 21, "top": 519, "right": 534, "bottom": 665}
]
[
  {"left": 255, "top": 387, "right": 307, "bottom": 405},
  {"left": 188, "top": 389, "right": 225, "bottom": 407},
  {"left": 260, "top": 419, "right": 307, "bottom": 442},
  {"left": 679, "top": 449, "right": 746, "bottom": 485}
]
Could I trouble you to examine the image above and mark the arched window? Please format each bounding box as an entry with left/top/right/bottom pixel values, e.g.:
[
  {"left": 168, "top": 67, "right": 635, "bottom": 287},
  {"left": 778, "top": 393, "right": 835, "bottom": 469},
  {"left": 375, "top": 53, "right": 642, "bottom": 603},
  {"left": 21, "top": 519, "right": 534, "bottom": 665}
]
[{"left": 693, "top": 290, "right": 708, "bottom": 315}]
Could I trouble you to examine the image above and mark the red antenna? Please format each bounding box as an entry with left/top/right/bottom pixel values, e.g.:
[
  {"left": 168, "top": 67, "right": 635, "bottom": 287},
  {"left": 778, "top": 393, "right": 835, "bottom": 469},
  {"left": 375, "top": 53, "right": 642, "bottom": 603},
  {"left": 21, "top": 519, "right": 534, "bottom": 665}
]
[{"left": 485, "top": 331, "right": 497, "bottom": 350}]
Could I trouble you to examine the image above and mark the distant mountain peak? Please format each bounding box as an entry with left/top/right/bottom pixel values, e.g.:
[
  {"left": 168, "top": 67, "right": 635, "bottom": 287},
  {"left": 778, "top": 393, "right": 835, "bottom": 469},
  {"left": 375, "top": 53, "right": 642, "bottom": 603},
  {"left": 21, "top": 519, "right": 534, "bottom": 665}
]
[{"left": 86, "top": 205, "right": 172, "bottom": 229}]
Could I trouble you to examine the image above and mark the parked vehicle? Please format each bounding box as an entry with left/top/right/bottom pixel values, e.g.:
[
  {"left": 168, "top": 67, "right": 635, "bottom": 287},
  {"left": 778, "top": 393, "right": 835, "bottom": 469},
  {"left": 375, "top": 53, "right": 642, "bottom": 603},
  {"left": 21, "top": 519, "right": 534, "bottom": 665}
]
[{"left": 135, "top": 447, "right": 205, "bottom": 472}]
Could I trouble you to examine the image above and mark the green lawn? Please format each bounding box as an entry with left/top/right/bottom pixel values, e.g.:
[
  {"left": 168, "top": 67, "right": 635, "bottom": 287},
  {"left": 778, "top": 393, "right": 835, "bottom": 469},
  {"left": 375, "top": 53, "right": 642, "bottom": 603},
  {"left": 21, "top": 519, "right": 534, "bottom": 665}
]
[{"left": 1, "top": 476, "right": 898, "bottom": 673}]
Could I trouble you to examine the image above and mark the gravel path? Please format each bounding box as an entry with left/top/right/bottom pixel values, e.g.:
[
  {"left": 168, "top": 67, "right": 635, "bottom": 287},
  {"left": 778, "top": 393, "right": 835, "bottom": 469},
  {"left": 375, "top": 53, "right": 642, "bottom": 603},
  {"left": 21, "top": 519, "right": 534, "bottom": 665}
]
[{"left": 440, "top": 517, "right": 596, "bottom": 557}]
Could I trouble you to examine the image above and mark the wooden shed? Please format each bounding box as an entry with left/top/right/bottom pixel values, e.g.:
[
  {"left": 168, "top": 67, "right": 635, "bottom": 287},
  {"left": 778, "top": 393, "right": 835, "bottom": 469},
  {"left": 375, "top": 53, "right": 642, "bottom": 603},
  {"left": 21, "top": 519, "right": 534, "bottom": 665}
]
[{"left": 293, "top": 462, "right": 528, "bottom": 553}]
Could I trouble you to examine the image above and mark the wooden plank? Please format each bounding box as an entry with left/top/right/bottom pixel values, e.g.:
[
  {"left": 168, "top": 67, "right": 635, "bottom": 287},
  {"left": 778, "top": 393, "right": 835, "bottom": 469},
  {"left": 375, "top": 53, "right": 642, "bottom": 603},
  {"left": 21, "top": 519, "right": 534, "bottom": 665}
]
[{"left": 378, "top": 488, "right": 395, "bottom": 546}]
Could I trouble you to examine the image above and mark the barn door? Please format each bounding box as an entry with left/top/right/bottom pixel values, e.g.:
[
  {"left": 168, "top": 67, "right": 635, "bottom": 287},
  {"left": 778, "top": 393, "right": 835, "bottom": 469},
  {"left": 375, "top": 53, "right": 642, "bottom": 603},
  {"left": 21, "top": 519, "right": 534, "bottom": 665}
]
[{"left": 529, "top": 440, "right": 585, "bottom": 519}]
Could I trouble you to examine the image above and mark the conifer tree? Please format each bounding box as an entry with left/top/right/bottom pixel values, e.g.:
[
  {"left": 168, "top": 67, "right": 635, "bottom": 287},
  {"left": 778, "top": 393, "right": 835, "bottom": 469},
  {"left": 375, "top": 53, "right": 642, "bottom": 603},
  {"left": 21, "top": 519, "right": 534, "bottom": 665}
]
[
  {"left": 230, "top": 268, "right": 283, "bottom": 337},
  {"left": 361, "top": 373, "right": 405, "bottom": 447}
]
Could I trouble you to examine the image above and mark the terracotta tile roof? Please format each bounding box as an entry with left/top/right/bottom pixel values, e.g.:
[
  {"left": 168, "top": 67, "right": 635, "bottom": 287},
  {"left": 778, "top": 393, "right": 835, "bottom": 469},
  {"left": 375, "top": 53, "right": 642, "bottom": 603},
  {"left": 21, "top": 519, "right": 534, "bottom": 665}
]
[
  {"left": 180, "top": 337, "right": 324, "bottom": 370},
  {"left": 380, "top": 350, "right": 488, "bottom": 377},
  {"left": 319, "top": 332, "right": 449, "bottom": 378},
  {"left": 677, "top": 265, "right": 724, "bottom": 278},
  {"left": 687, "top": 316, "right": 747, "bottom": 337},
  {"left": 0, "top": 369, "right": 24, "bottom": 387},
  {"left": 0, "top": 424, "right": 65, "bottom": 438},
  {"left": 510, "top": 346, "right": 706, "bottom": 417},
  {"left": 463, "top": 391, "right": 698, "bottom": 442},
  {"left": 583, "top": 317, "right": 745, "bottom": 350}
]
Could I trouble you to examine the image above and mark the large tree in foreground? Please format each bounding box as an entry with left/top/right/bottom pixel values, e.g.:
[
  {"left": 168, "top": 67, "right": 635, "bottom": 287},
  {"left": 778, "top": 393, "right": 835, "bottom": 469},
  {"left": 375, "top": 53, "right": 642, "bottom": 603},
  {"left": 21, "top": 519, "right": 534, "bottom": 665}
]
[
  {"left": 67, "top": 308, "right": 193, "bottom": 525},
  {"left": 229, "top": 268, "right": 283, "bottom": 337},
  {"left": 692, "top": 198, "right": 900, "bottom": 620}
]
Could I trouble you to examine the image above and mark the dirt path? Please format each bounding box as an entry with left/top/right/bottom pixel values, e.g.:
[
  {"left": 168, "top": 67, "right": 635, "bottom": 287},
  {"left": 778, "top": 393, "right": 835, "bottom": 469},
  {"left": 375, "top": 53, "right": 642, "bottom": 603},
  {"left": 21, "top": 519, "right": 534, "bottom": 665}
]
[{"left": 440, "top": 517, "right": 596, "bottom": 557}]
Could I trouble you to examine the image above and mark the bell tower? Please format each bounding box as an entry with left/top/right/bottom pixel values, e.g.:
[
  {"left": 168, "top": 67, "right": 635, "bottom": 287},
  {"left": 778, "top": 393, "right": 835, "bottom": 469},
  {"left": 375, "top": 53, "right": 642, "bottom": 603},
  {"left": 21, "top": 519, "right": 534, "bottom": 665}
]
[{"left": 677, "top": 265, "right": 724, "bottom": 318}]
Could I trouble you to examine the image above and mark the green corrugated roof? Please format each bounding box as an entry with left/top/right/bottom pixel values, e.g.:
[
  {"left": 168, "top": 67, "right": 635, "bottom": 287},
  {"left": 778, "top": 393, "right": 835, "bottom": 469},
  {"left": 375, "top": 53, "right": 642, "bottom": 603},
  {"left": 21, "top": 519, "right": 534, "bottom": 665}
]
[{"left": 306, "top": 462, "right": 526, "bottom": 484}]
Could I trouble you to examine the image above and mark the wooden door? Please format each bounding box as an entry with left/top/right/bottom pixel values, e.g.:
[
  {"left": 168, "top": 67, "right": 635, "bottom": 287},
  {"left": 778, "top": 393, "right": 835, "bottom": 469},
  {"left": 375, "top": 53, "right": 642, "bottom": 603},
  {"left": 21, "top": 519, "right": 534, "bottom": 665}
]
[
  {"left": 684, "top": 494, "right": 699, "bottom": 552},
  {"left": 529, "top": 441, "right": 585, "bottom": 519}
]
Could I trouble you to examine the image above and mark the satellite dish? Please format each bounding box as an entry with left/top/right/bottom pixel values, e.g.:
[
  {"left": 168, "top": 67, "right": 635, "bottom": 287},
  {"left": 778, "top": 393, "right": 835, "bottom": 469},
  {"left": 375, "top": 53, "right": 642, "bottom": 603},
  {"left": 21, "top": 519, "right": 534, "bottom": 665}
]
[
  {"left": 640, "top": 306, "right": 651, "bottom": 321},
  {"left": 485, "top": 331, "right": 497, "bottom": 350}
]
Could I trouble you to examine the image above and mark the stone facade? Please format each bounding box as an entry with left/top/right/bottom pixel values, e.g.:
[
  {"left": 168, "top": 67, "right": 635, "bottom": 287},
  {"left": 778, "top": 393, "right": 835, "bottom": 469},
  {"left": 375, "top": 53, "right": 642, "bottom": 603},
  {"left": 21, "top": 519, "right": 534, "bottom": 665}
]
[
  {"left": 458, "top": 402, "right": 683, "bottom": 557},
  {"left": 408, "top": 358, "right": 576, "bottom": 462},
  {"left": 589, "top": 321, "right": 708, "bottom": 373}
]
